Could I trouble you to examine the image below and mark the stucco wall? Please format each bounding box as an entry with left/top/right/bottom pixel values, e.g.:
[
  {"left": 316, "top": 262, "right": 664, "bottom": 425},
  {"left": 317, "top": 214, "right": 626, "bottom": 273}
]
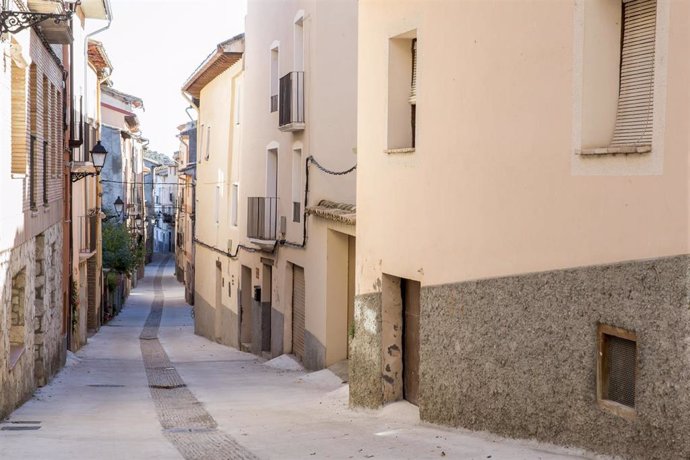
[{"left": 356, "top": 0, "right": 690, "bottom": 292}]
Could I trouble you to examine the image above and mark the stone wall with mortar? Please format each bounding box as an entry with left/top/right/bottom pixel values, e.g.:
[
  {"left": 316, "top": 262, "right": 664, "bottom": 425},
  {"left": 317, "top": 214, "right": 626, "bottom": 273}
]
[
  {"left": 0, "top": 223, "right": 64, "bottom": 419},
  {"left": 350, "top": 255, "right": 690, "bottom": 458}
]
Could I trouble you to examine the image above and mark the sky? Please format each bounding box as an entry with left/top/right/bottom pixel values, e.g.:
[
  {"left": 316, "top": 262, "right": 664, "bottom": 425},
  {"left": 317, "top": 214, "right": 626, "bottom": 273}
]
[{"left": 97, "top": 0, "right": 247, "bottom": 157}]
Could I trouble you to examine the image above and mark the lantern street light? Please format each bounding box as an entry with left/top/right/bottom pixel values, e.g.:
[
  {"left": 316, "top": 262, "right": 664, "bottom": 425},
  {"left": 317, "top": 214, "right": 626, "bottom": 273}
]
[{"left": 71, "top": 141, "right": 109, "bottom": 183}]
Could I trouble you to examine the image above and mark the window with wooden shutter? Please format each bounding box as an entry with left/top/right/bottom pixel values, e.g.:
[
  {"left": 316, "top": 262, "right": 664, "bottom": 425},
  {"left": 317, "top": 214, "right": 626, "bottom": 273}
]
[
  {"left": 11, "top": 61, "right": 28, "bottom": 176},
  {"left": 610, "top": 0, "right": 657, "bottom": 148}
]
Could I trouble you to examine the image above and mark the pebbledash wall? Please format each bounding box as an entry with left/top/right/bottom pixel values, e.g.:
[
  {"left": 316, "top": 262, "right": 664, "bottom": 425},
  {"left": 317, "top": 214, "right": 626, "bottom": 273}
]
[
  {"left": 351, "top": 256, "right": 690, "bottom": 458},
  {"left": 351, "top": 0, "right": 690, "bottom": 458}
]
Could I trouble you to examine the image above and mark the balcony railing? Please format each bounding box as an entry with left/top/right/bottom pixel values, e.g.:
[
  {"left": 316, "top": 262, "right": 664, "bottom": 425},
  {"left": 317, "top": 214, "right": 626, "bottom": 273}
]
[
  {"left": 279, "top": 71, "right": 305, "bottom": 131},
  {"left": 247, "top": 197, "right": 277, "bottom": 241},
  {"left": 79, "top": 215, "right": 98, "bottom": 254}
]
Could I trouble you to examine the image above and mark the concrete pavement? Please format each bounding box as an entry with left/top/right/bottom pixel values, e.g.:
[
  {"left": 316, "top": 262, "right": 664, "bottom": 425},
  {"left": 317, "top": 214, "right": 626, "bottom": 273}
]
[{"left": 0, "top": 256, "right": 605, "bottom": 459}]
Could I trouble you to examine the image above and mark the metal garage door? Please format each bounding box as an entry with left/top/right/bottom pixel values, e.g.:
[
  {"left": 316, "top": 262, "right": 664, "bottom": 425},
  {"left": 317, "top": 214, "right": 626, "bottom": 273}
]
[{"left": 292, "top": 265, "right": 305, "bottom": 360}]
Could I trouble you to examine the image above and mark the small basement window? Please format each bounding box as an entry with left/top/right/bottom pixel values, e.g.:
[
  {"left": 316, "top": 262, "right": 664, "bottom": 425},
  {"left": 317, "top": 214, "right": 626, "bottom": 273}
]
[{"left": 597, "top": 324, "right": 637, "bottom": 418}]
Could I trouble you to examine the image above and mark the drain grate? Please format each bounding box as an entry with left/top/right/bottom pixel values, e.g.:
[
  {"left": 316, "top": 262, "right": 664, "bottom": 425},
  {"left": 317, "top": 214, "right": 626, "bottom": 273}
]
[
  {"left": 149, "top": 383, "right": 187, "bottom": 389},
  {"left": 1, "top": 421, "right": 41, "bottom": 431},
  {"left": 88, "top": 384, "right": 126, "bottom": 388},
  {"left": 1, "top": 426, "right": 41, "bottom": 431}
]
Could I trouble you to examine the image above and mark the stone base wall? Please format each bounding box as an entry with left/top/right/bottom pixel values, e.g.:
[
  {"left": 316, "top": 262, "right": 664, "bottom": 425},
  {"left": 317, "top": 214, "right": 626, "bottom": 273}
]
[
  {"left": 0, "top": 224, "right": 64, "bottom": 419},
  {"left": 350, "top": 255, "right": 690, "bottom": 459}
]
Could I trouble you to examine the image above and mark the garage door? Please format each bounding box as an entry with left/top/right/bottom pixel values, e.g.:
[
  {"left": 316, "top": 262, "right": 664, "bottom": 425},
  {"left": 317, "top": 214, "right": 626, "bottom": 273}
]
[{"left": 292, "top": 265, "right": 305, "bottom": 360}]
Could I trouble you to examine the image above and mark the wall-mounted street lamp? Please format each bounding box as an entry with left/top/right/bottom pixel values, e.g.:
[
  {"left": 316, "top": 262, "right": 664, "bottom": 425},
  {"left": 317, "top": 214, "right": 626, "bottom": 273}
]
[
  {"left": 102, "top": 196, "right": 124, "bottom": 222},
  {"left": 0, "top": 0, "right": 77, "bottom": 36},
  {"left": 71, "top": 141, "right": 108, "bottom": 183},
  {"left": 113, "top": 196, "right": 124, "bottom": 217}
]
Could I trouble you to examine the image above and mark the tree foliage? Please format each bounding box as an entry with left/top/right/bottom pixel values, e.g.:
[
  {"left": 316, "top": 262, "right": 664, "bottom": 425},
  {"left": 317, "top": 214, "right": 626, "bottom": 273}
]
[{"left": 102, "top": 222, "right": 144, "bottom": 275}]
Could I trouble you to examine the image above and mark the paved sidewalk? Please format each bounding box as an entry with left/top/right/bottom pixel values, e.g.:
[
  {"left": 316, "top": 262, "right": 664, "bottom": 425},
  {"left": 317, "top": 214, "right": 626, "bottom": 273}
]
[{"left": 0, "top": 256, "right": 603, "bottom": 459}]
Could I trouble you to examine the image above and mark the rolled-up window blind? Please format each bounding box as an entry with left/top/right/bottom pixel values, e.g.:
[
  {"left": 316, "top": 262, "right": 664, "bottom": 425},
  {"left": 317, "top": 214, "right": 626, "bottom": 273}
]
[{"left": 610, "top": 0, "right": 657, "bottom": 147}]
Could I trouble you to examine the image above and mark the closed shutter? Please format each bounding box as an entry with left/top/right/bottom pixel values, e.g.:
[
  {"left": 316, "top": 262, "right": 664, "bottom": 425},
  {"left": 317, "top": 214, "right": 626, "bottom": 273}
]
[
  {"left": 409, "top": 39, "right": 417, "bottom": 105},
  {"left": 292, "top": 265, "right": 305, "bottom": 360},
  {"left": 610, "top": 0, "right": 656, "bottom": 147}
]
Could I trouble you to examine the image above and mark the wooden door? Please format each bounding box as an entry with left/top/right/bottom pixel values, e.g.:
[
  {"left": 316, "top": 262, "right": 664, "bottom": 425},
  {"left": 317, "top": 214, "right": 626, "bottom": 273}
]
[{"left": 292, "top": 265, "right": 305, "bottom": 360}]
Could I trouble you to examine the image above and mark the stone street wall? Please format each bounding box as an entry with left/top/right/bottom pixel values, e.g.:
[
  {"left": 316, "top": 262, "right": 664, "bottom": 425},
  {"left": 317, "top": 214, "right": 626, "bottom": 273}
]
[{"left": 0, "top": 223, "right": 64, "bottom": 419}]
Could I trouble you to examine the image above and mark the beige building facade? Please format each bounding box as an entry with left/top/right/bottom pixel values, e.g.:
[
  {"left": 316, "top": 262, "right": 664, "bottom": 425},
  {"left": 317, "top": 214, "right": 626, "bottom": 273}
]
[
  {"left": 185, "top": 0, "right": 358, "bottom": 370},
  {"left": 237, "top": 0, "right": 358, "bottom": 369},
  {"left": 175, "top": 121, "right": 196, "bottom": 305},
  {"left": 183, "top": 35, "right": 245, "bottom": 349},
  {"left": 350, "top": 0, "right": 690, "bottom": 458}
]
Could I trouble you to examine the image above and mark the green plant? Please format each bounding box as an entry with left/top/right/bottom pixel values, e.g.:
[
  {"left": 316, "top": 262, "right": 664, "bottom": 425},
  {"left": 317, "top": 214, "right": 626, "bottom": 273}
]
[
  {"left": 102, "top": 222, "right": 145, "bottom": 276},
  {"left": 106, "top": 271, "right": 119, "bottom": 291}
]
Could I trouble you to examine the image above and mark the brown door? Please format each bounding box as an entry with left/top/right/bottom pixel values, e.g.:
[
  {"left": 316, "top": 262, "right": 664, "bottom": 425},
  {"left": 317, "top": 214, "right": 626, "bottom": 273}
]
[
  {"left": 292, "top": 265, "right": 305, "bottom": 360},
  {"left": 402, "top": 279, "right": 420, "bottom": 405},
  {"left": 240, "top": 265, "right": 253, "bottom": 345}
]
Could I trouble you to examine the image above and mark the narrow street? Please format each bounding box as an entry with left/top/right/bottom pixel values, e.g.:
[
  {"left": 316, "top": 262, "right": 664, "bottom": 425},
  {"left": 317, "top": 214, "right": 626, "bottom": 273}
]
[{"left": 0, "top": 256, "right": 594, "bottom": 460}]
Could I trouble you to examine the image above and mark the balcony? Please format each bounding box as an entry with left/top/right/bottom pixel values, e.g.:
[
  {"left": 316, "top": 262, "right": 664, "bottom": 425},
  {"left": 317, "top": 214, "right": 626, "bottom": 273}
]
[
  {"left": 279, "top": 71, "right": 305, "bottom": 132},
  {"left": 78, "top": 214, "right": 98, "bottom": 257},
  {"left": 247, "top": 197, "right": 277, "bottom": 247}
]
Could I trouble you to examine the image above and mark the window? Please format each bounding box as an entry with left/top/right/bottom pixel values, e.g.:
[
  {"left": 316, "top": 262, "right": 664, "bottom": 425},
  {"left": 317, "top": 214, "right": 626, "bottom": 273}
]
[
  {"left": 294, "top": 12, "right": 304, "bottom": 72},
  {"left": 270, "top": 44, "right": 280, "bottom": 112},
  {"left": 292, "top": 149, "right": 302, "bottom": 223},
  {"left": 11, "top": 56, "right": 28, "bottom": 176},
  {"left": 387, "top": 30, "right": 417, "bottom": 152},
  {"left": 231, "top": 183, "right": 239, "bottom": 227},
  {"left": 597, "top": 324, "right": 637, "bottom": 418},
  {"left": 578, "top": 0, "right": 657, "bottom": 155},
  {"left": 610, "top": 0, "right": 656, "bottom": 148},
  {"left": 42, "top": 76, "right": 49, "bottom": 206}
]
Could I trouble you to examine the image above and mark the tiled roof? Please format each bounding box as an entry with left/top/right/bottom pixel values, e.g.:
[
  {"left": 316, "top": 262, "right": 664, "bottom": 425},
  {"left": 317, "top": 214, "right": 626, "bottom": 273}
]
[
  {"left": 88, "top": 39, "right": 112, "bottom": 76},
  {"left": 182, "top": 33, "right": 245, "bottom": 99},
  {"left": 306, "top": 200, "right": 356, "bottom": 225}
]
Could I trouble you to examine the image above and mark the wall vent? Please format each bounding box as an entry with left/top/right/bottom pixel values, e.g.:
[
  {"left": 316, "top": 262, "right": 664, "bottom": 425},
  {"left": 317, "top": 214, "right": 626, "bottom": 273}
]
[{"left": 597, "top": 324, "right": 637, "bottom": 418}]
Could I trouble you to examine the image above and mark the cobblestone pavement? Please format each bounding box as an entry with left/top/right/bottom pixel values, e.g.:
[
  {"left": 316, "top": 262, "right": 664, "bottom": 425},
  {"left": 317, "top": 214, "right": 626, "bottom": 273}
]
[
  {"left": 141, "top": 256, "right": 258, "bottom": 460},
  {"left": 0, "top": 254, "right": 604, "bottom": 459}
]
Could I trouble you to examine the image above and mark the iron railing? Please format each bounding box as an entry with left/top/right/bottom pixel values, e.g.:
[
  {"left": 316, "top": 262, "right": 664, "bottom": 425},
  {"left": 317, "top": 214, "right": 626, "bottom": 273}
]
[
  {"left": 247, "top": 197, "right": 277, "bottom": 240},
  {"left": 79, "top": 215, "right": 98, "bottom": 254},
  {"left": 279, "top": 71, "right": 305, "bottom": 129}
]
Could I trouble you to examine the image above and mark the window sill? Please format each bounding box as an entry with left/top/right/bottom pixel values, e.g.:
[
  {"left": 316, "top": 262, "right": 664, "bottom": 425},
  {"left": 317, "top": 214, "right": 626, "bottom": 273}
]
[
  {"left": 9, "top": 345, "right": 25, "bottom": 370},
  {"left": 578, "top": 145, "right": 651, "bottom": 156},
  {"left": 598, "top": 399, "right": 636, "bottom": 420},
  {"left": 11, "top": 173, "right": 26, "bottom": 180},
  {"left": 384, "top": 147, "right": 416, "bottom": 155}
]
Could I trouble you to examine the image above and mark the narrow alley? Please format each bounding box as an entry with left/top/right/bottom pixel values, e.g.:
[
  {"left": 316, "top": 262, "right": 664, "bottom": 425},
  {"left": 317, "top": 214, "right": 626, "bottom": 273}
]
[{"left": 0, "top": 256, "right": 594, "bottom": 460}]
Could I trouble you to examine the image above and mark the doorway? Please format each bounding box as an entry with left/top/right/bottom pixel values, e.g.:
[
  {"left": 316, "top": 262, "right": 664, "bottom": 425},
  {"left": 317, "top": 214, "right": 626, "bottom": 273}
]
[
  {"left": 401, "top": 278, "right": 420, "bottom": 406},
  {"left": 262, "top": 264, "right": 272, "bottom": 354},
  {"left": 292, "top": 264, "right": 305, "bottom": 361},
  {"left": 240, "top": 265, "right": 253, "bottom": 347}
]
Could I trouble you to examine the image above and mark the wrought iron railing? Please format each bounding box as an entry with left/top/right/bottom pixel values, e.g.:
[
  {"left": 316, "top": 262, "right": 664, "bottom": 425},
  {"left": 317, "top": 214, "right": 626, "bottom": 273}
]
[
  {"left": 279, "top": 71, "right": 305, "bottom": 129},
  {"left": 247, "top": 197, "right": 277, "bottom": 240}
]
